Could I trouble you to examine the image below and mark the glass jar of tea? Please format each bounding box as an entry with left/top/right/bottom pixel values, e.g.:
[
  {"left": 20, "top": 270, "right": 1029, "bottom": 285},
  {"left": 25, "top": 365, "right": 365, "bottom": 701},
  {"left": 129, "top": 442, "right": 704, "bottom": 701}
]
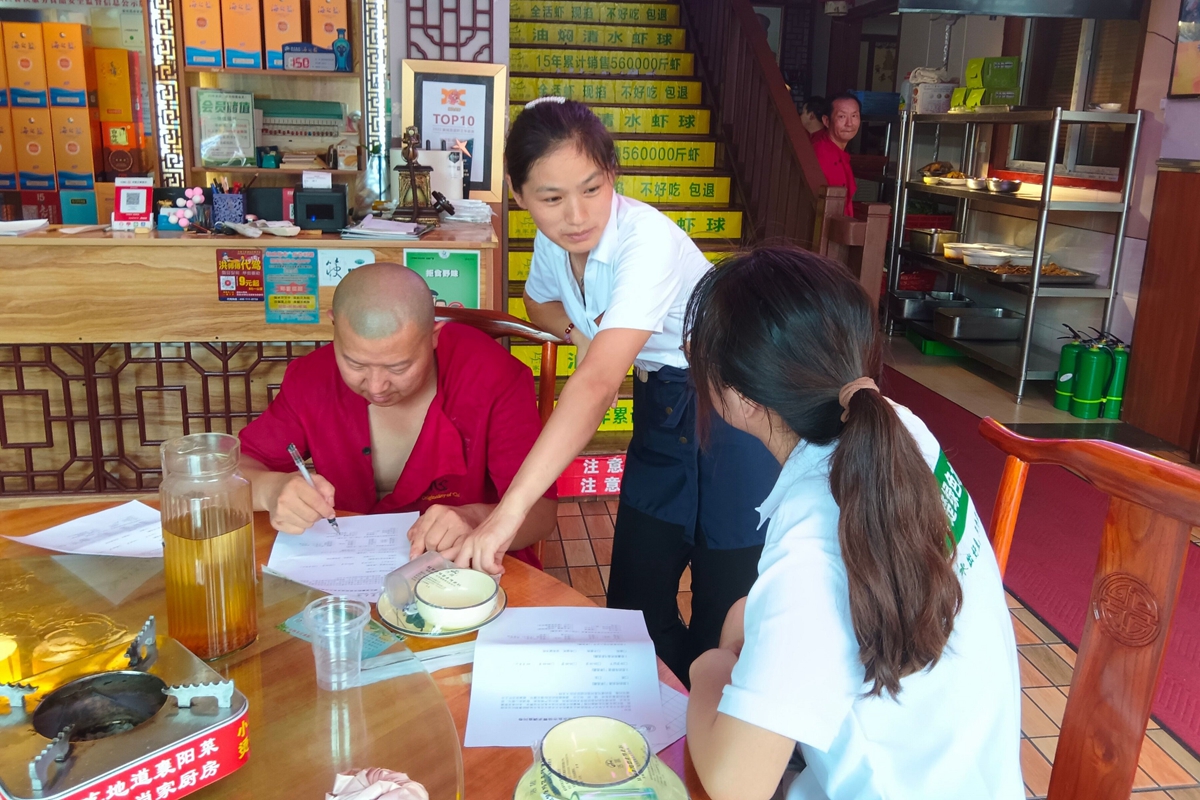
[{"left": 160, "top": 433, "right": 258, "bottom": 660}]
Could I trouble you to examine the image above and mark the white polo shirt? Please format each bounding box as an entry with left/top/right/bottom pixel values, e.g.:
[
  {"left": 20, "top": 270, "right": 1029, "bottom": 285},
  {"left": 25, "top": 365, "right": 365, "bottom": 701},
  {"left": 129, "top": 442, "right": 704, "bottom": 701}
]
[
  {"left": 523, "top": 193, "right": 712, "bottom": 372},
  {"left": 718, "top": 403, "right": 1023, "bottom": 800}
]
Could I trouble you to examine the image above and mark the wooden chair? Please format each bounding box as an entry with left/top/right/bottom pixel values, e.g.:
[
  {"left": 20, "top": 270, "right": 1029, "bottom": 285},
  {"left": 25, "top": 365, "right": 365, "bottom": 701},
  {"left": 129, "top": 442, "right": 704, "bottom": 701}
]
[
  {"left": 435, "top": 308, "right": 564, "bottom": 562},
  {"left": 817, "top": 187, "right": 891, "bottom": 309},
  {"left": 979, "top": 417, "right": 1200, "bottom": 800}
]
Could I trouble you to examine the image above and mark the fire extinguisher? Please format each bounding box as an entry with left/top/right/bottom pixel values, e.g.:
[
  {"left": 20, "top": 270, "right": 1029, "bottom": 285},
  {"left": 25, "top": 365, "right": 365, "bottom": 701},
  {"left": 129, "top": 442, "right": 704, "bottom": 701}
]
[
  {"left": 1054, "top": 324, "right": 1085, "bottom": 412},
  {"left": 1070, "top": 340, "right": 1114, "bottom": 420},
  {"left": 1102, "top": 335, "right": 1130, "bottom": 420}
]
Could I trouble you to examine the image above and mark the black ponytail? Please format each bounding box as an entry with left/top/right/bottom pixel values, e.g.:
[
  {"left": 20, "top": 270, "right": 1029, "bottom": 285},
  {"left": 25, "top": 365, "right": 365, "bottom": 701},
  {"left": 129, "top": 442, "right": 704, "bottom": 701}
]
[
  {"left": 506, "top": 98, "right": 618, "bottom": 192},
  {"left": 686, "top": 245, "right": 962, "bottom": 698}
]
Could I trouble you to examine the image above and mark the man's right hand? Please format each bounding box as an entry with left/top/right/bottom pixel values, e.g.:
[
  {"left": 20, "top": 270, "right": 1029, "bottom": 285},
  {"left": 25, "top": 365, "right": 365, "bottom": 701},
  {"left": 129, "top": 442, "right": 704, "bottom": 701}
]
[{"left": 267, "top": 473, "right": 336, "bottom": 534}]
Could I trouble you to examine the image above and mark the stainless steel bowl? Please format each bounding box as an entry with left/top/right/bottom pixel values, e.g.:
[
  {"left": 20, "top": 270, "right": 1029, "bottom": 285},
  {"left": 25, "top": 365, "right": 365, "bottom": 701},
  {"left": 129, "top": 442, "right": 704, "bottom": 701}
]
[
  {"left": 909, "top": 228, "right": 960, "bottom": 255},
  {"left": 988, "top": 178, "right": 1023, "bottom": 193},
  {"left": 966, "top": 178, "right": 989, "bottom": 190}
]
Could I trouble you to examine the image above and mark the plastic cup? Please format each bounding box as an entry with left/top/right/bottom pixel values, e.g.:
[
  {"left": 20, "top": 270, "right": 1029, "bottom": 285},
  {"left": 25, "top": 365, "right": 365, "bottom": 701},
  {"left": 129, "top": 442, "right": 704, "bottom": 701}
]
[{"left": 302, "top": 596, "right": 371, "bottom": 691}]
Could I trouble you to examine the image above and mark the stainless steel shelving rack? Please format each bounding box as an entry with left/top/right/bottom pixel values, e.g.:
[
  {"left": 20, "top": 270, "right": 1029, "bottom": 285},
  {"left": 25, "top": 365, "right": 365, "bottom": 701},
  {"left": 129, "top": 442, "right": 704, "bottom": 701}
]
[{"left": 887, "top": 108, "right": 1144, "bottom": 399}]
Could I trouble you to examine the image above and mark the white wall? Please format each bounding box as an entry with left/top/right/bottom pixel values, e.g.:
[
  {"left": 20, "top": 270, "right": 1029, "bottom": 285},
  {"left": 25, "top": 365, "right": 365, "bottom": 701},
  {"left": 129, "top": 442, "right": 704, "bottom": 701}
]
[{"left": 896, "top": 13, "right": 1004, "bottom": 86}]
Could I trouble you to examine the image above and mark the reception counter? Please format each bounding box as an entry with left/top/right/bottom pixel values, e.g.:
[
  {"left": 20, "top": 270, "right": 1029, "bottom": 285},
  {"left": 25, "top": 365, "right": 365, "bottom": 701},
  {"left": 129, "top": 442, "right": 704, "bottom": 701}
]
[{"left": 0, "top": 225, "right": 501, "bottom": 498}]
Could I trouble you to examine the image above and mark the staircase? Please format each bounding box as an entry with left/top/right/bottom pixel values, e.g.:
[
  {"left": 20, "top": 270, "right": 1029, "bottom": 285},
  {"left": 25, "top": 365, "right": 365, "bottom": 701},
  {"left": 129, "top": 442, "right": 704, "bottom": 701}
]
[{"left": 505, "top": 0, "right": 744, "bottom": 498}]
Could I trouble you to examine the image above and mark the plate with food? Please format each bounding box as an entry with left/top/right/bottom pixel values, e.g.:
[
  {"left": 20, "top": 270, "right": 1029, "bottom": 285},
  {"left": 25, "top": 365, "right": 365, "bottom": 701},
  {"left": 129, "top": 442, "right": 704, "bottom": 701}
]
[
  {"left": 978, "top": 263, "right": 1100, "bottom": 285},
  {"left": 940, "top": 171, "right": 968, "bottom": 186}
]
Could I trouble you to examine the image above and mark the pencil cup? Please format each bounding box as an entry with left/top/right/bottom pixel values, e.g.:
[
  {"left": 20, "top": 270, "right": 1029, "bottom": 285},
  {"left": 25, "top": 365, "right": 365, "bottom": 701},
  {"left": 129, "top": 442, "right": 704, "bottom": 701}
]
[
  {"left": 212, "top": 193, "right": 245, "bottom": 224},
  {"left": 303, "top": 596, "right": 371, "bottom": 691}
]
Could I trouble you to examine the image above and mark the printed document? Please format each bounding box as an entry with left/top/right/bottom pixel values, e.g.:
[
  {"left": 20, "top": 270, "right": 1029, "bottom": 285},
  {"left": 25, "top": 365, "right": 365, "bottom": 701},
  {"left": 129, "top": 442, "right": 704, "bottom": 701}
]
[
  {"left": 4, "top": 501, "right": 163, "bottom": 558},
  {"left": 465, "top": 607, "right": 669, "bottom": 749},
  {"left": 264, "top": 513, "right": 415, "bottom": 602}
]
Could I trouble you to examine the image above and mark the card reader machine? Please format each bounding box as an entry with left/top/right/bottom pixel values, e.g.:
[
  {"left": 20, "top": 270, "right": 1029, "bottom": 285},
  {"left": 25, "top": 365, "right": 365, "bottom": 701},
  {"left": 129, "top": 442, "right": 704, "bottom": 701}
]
[{"left": 294, "top": 184, "right": 348, "bottom": 232}]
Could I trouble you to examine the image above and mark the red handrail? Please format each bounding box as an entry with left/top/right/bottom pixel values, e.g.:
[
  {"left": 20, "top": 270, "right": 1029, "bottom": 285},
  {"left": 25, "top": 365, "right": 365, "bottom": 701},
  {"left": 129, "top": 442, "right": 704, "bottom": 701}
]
[{"left": 681, "top": 0, "right": 831, "bottom": 247}]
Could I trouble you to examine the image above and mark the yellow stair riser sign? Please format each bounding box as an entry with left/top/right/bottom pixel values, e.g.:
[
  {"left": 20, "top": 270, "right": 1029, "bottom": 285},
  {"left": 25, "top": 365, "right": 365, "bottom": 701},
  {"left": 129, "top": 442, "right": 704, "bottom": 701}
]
[
  {"left": 511, "top": 23, "right": 686, "bottom": 50},
  {"left": 615, "top": 175, "right": 728, "bottom": 205},
  {"left": 511, "top": 49, "right": 694, "bottom": 76},
  {"left": 509, "top": 249, "right": 730, "bottom": 281},
  {"left": 511, "top": 0, "right": 680, "bottom": 25},
  {"left": 616, "top": 140, "right": 716, "bottom": 169},
  {"left": 511, "top": 343, "right": 635, "bottom": 379},
  {"left": 510, "top": 77, "right": 701, "bottom": 105},
  {"left": 510, "top": 104, "right": 710, "bottom": 135},
  {"left": 510, "top": 209, "right": 742, "bottom": 240}
]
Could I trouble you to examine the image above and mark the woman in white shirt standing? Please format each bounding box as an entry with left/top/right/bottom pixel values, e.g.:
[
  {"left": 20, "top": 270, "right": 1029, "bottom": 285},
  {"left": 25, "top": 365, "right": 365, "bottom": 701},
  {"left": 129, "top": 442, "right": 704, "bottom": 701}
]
[
  {"left": 422, "top": 98, "right": 781, "bottom": 683},
  {"left": 682, "top": 246, "right": 1023, "bottom": 800}
]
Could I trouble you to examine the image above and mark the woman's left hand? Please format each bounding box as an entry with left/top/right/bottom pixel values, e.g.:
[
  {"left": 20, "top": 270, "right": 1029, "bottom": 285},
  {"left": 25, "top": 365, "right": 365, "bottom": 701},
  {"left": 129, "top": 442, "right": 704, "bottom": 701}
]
[
  {"left": 719, "top": 597, "right": 748, "bottom": 656},
  {"left": 444, "top": 504, "right": 527, "bottom": 575}
]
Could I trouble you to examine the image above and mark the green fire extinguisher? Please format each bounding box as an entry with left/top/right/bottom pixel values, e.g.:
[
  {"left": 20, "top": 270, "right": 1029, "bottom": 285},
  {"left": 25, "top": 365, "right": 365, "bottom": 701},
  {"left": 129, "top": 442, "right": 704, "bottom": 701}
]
[
  {"left": 1102, "top": 335, "right": 1130, "bottom": 420},
  {"left": 1054, "top": 324, "right": 1085, "bottom": 411},
  {"left": 1070, "top": 340, "right": 1114, "bottom": 420}
]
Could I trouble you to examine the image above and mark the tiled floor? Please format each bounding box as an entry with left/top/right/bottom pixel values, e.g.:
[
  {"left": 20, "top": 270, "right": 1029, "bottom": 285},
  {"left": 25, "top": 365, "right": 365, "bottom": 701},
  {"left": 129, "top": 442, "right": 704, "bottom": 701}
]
[{"left": 549, "top": 498, "right": 1200, "bottom": 800}]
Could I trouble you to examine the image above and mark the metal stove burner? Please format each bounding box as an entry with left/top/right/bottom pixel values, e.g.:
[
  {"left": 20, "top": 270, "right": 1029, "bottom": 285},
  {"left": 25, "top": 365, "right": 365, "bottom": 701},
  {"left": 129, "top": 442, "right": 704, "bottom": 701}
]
[
  {"left": 0, "top": 616, "right": 249, "bottom": 800},
  {"left": 31, "top": 672, "right": 168, "bottom": 742}
]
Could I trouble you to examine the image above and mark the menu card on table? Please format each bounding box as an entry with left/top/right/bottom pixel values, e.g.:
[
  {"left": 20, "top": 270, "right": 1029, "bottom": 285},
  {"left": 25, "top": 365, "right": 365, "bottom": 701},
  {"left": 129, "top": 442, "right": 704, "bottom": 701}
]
[{"left": 465, "top": 607, "right": 669, "bottom": 749}]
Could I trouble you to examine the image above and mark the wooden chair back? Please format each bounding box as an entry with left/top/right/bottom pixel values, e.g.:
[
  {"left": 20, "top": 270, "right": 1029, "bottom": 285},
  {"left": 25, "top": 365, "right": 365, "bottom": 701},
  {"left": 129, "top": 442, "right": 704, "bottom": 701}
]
[
  {"left": 436, "top": 309, "right": 563, "bottom": 564},
  {"left": 979, "top": 417, "right": 1200, "bottom": 800}
]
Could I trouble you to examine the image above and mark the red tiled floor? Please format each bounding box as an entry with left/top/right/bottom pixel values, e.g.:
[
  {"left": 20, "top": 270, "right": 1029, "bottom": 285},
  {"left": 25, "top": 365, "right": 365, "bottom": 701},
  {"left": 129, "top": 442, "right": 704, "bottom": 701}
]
[
  {"left": 591, "top": 537, "right": 613, "bottom": 566},
  {"left": 557, "top": 502, "right": 582, "bottom": 517},
  {"left": 583, "top": 513, "right": 615, "bottom": 538},
  {"left": 568, "top": 566, "right": 605, "bottom": 596},
  {"left": 580, "top": 500, "right": 609, "bottom": 516},
  {"left": 557, "top": 516, "right": 589, "bottom": 540},
  {"left": 541, "top": 540, "right": 566, "bottom": 569},
  {"left": 562, "top": 538, "right": 596, "bottom": 567}
]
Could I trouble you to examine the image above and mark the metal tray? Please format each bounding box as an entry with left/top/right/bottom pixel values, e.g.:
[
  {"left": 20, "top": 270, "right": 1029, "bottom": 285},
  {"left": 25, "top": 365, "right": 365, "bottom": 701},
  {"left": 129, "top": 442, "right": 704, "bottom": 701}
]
[
  {"left": 890, "top": 291, "right": 973, "bottom": 321},
  {"left": 934, "top": 307, "right": 1025, "bottom": 340},
  {"left": 966, "top": 264, "right": 1100, "bottom": 285}
]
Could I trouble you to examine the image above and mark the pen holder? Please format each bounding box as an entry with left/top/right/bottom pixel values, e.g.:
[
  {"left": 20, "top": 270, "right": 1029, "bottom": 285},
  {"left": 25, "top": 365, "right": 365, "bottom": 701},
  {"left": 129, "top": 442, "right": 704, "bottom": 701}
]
[{"left": 212, "top": 193, "right": 245, "bottom": 225}]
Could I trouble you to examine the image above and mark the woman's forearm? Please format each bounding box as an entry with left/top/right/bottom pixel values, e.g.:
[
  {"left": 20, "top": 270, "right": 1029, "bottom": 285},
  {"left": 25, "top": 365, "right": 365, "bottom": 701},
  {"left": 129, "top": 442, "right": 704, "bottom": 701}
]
[
  {"left": 525, "top": 293, "right": 572, "bottom": 336},
  {"left": 498, "top": 361, "right": 624, "bottom": 514}
]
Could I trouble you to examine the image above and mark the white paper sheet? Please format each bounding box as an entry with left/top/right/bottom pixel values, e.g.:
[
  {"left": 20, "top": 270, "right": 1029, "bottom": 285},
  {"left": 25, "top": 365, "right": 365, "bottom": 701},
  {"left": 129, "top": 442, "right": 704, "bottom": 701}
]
[
  {"left": 657, "top": 682, "right": 688, "bottom": 752},
  {"left": 4, "top": 501, "right": 163, "bottom": 558},
  {"left": 263, "top": 513, "right": 415, "bottom": 602},
  {"left": 464, "top": 607, "right": 668, "bottom": 749}
]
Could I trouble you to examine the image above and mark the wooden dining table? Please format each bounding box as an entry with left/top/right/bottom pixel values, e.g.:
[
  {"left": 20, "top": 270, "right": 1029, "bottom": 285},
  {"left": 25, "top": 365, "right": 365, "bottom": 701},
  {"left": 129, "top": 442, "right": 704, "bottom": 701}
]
[{"left": 0, "top": 501, "right": 711, "bottom": 800}]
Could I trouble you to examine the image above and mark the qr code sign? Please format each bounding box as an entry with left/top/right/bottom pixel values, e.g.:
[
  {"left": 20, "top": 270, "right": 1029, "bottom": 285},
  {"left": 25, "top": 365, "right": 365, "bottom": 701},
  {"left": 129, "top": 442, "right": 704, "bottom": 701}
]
[{"left": 220, "top": 276, "right": 237, "bottom": 291}]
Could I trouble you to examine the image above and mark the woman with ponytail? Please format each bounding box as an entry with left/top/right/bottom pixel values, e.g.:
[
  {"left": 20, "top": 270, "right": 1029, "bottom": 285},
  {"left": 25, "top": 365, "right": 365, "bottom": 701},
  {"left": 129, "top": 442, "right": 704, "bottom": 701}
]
[{"left": 683, "top": 246, "right": 1022, "bottom": 800}]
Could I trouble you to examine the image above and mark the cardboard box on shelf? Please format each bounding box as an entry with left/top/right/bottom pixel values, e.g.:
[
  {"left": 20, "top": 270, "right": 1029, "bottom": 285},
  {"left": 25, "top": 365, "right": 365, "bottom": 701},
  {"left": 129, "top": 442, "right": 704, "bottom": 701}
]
[
  {"left": 13, "top": 108, "right": 55, "bottom": 190},
  {"left": 20, "top": 189, "right": 60, "bottom": 223},
  {"left": 95, "top": 180, "right": 115, "bottom": 221},
  {"left": 223, "top": 0, "right": 263, "bottom": 69},
  {"left": 95, "top": 48, "right": 141, "bottom": 123},
  {"left": 3, "top": 23, "right": 48, "bottom": 108},
  {"left": 965, "top": 57, "right": 1021, "bottom": 90},
  {"left": 911, "top": 82, "right": 956, "bottom": 115},
  {"left": 309, "top": 0, "right": 347, "bottom": 50},
  {"left": 264, "top": 1, "right": 303, "bottom": 70},
  {"left": 51, "top": 107, "right": 99, "bottom": 190},
  {"left": 0, "top": 108, "right": 15, "bottom": 190},
  {"left": 182, "top": 0, "right": 223, "bottom": 66},
  {"left": 101, "top": 120, "right": 143, "bottom": 178},
  {"left": 43, "top": 23, "right": 96, "bottom": 108},
  {"left": 59, "top": 188, "right": 97, "bottom": 223}
]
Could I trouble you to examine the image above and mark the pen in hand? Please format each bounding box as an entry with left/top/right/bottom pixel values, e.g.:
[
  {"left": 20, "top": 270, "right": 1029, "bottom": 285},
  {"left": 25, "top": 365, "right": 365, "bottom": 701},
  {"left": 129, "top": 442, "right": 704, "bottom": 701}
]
[{"left": 287, "top": 443, "right": 341, "bottom": 534}]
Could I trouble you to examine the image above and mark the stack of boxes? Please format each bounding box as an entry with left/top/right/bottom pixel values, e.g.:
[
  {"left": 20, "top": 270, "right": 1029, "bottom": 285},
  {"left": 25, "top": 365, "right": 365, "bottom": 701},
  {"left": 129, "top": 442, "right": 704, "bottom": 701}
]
[
  {"left": 182, "top": 0, "right": 347, "bottom": 70},
  {"left": 0, "top": 21, "right": 145, "bottom": 223},
  {"left": 954, "top": 57, "right": 1022, "bottom": 109}
]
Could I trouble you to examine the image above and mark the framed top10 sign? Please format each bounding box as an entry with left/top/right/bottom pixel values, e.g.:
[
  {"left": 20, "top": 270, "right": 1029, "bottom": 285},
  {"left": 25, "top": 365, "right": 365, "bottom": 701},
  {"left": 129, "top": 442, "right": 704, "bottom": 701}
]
[{"left": 400, "top": 59, "right": 507, "bottom": 202}]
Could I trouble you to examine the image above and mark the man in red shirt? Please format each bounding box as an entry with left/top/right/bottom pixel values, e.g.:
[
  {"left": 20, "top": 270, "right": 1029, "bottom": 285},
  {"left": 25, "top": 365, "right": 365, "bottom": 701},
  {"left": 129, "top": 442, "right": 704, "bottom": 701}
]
[
  {"left": 810, "top": 92, "right": 861, "bottom": 217},
  {"left": 238, "top": 263, "right": 557, "bottom": 566}
]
